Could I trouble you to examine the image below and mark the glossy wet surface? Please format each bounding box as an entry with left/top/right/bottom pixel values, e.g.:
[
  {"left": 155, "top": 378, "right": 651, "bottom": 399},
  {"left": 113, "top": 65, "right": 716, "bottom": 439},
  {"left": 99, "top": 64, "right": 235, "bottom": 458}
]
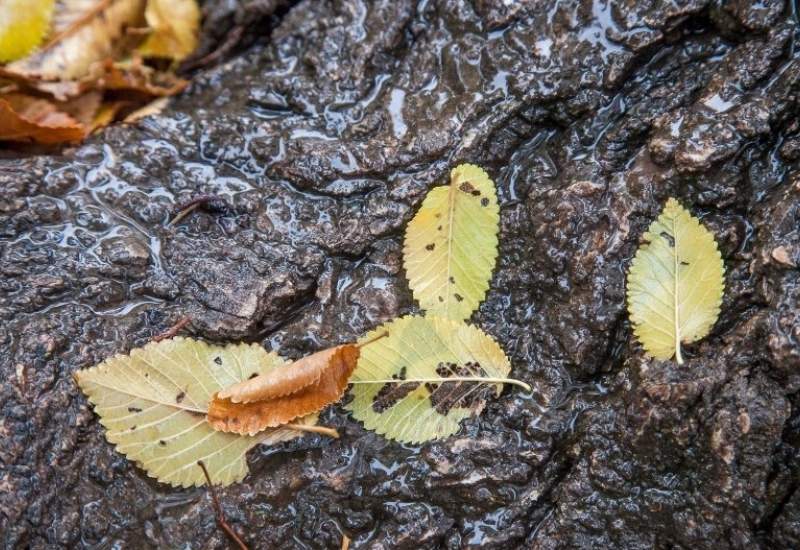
[{"left": 2, "top": 0, "right": 800, "bottom": 548}]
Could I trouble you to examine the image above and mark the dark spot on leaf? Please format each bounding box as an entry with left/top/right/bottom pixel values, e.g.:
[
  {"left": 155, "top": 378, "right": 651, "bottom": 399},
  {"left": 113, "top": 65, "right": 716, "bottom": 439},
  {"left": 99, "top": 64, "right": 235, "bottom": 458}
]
[
  {"left": 159, "top": 440, "right": 167, "bottom": 446},
  {"left": 454, "top": 293, "right": 463, "bottom": 302},
  {"left": 449, "top": 276, "right": 455, "bottom": 284},
  {"left": 130, "top": 425, "right": 136, "bottom": 430},
  {"left": 425, "top": 243, "right": 435, "bottom": 251},
  {"left": 481, "top": 198, "right": 489, "bottom": 207},
  {"left": 214, "top": 356, "right": 222, "bottom": 365},
  {"left": 372, "top": 367, "right": 420, "bottom": 413},
  {"left": 425, "top": 362, "right": 492, "bottom": 415},
  {"left": 438, "top": 296, "right": 444, "bottom": 302},
  {"left": 437, "top": 225, "right": 442, "bottom": 231},
  {"left": 471, "top": 190, "right": 481, "bottom": 196},
  {"left": 660, "top": 231, "right": 675, "bottom": 247},
  {"left": 459, "top": 181, "right": 476, "bottom": 193},
  {"left": 249, "top": 373, "right": 258, "bottom": 379},
  {"left": 128, "top": 407, "right": 142, "bottom": 413},
  {"left": 680, "top": 260, "right": 690, "bottom": 266},
  {"left": 435, "top": 213, "right": 441, "bottom": 218},
  {"left": 176, "top": 391, "right": 185, "bottom": 403}
]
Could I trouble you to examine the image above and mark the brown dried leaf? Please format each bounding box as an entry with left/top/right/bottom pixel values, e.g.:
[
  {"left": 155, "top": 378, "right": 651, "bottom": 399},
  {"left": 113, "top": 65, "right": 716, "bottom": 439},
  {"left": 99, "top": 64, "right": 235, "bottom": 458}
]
[
  {"left": 95, "top": 59, "right": 187, "bottom": 96},
  {"left": 8, "top": 0, "right": 146, "bottom": 80},
  {"left": 208, "top": 345, "right": 359, "bottom": 435},
  {"left": 0, "top": 93, "right": 85, "bottom": 143}
]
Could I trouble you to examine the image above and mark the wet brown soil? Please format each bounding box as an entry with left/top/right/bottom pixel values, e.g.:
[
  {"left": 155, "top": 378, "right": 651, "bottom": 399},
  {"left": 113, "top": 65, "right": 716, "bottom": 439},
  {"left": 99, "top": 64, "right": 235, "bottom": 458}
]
[{"left": 2, "top": 1, "right": 800, "bottom": 548}]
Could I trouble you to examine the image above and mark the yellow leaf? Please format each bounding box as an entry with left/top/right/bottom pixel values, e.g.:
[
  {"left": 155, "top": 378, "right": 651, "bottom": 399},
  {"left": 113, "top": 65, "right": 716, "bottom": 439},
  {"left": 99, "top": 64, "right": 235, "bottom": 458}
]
[
  {"left": 626, "top": 198, "right": 725, "bottom": 364},
  {"left": 8, "top": 0, "right": 146, "bottom": 80},
  {"left": 403, "top": 164, "right": 500, "bottom": 321},
  {"left": 346, "top": 315, "right": 529, "bottom": 444},
  {"left": 74, "top": 337, "right": 318, "bottom": 487},
  {"left": 137, "top": 0, "right": 200, "bottom": 61},
  {"left": 0, "top": 0, "right": 55, "bottom": 62}
]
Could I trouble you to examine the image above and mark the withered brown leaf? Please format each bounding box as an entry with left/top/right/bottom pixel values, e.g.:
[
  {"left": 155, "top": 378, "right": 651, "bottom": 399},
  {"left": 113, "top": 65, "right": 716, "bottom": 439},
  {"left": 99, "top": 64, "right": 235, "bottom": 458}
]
[
  {"left": 207, "top": 345, "right": 359, "bottom": 435},
  {"left": 0, "top": 93, "right": 85, "bottom": 143}
]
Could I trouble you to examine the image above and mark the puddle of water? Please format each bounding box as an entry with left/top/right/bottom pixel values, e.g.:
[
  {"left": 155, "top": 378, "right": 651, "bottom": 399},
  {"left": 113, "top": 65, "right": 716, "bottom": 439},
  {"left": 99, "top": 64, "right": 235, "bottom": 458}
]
[{"left": 388, "top": 88, "right": 408, "bottom": 139}]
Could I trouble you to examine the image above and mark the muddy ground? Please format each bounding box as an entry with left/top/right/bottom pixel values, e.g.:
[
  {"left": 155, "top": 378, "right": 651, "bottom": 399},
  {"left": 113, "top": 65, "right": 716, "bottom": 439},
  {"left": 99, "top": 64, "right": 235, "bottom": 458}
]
[{"left": 2, "top": 0, "right": 800, "bottom": 548}]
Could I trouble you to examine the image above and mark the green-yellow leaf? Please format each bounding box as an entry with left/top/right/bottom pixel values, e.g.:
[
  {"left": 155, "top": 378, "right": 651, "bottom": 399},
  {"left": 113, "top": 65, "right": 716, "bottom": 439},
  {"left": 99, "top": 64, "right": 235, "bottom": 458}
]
[
  {"left": 136, "top": 0, "right": 200, "bottom": 61},
  {"left": 74, "top": 337, "right": 318, "bottom": 488},
  {"left": 0, "top": 0, "right": 55, "bottom": 62},
  {"left": 626, "top": 198, "right": 725, "bottom": 364},
  {"left": 346, "top": 315, "right": 528, "bottom": 444},
  {"left": 403, "top": 163, "right": 500, "bottom": 321}
]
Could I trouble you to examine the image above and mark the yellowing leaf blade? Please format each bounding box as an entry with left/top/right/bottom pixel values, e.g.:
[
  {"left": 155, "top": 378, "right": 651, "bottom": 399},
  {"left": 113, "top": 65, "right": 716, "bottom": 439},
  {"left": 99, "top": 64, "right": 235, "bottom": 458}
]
[
  {"left": 626, "top": 198, "right": 725, "bottom": 363},
  {"left": 75, "top": 337, "right": 317, "bottom": 487},
  {"left": 0, "top": 0, "right": 55, "bottom": 62},
  {"left": 346, "top": 315, "right": 513, "bottom": 444},
  {"left": 403, "top": 164, "right": 500, "bottom": 321},
  {"left": 136, "top": 0, "right": 200, "bottom": 61}
]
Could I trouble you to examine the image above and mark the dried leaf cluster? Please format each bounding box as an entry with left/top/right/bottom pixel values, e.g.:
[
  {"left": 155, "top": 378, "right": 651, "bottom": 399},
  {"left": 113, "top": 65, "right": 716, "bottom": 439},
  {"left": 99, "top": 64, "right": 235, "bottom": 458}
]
[
  {"left": 73, "top": 161, "right": 727, "bottom": 489},
  {"left": 0, "top": 0, "right": 200, "bottom": 145},
  {"left": 346, "top": 164, "right": 527, "bottom": 443},
  {"left": 75, "top": 163, "right": 530, "bottom": 486}
]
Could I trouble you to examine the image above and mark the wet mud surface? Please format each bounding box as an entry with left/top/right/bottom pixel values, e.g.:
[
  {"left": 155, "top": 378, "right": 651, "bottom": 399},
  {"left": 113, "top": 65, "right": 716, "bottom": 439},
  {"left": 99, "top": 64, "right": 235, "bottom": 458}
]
[{"left": 2, "top": 0, "right": 800, "bottom": 548}]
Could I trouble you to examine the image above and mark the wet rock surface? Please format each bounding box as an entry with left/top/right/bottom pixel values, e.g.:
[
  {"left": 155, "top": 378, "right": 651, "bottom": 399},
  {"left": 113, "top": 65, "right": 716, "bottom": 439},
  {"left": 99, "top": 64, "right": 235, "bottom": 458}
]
[{"left": 2, "top": 0, "right": 800, "bottom": 548}]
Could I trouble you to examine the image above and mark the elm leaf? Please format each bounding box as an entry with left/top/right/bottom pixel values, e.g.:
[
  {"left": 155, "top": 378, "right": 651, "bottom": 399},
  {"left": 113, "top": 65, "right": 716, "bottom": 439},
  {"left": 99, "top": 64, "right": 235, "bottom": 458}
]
[
  {"left": 0, "top": 0, "right": 55, "bottom": 62},
  {"left": 136, "top": 0, "right": 200, "bottom": 61},
  {"left": 208, "top": 344, "right": 359, "bottom": 435},
  {"left": 74, "top": 337, "right": 318, "bottom": 488},
  {"left": 346, "top": 315, "right": 529, "bottom": 444},
  {"left": 403, "top": 164, "right": 500, "bottom": 321},
  {"left": 626, "top": 198, "right": 725, "bottom": 364}
]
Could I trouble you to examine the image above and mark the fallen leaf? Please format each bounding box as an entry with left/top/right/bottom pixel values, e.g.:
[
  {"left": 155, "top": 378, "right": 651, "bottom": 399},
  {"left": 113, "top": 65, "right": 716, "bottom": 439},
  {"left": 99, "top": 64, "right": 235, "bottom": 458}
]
[
  {"left": 403, "top": 163, "right": 500, "bottom": 321},
  {"left": 137, "top": 0, "right": 200, "bottom": 61},
  {"left": 8, "top": 0, "right": 146, "bottom": 80},
  {"left": 626, "top": 198, "right": 725, "bottom": 364},
  {"left": 58, "top": 89, "right": 102, "bottom": 125},
  {"left": 74, "top": 337, "right": 320, "bottom": 487},
  {"left": 0, "top": 0, "right": 55, "bottom": 62},
  {"left": 89, "top": 99, "right": 130, "bottom": 130},
  {"left": 123, "top": 95, "right": 168, "bottom": 122},
  {"left": 0, "top": 93, "right": 85, "bottom": 143},
  {"left": 346, "top": 315, "right": 529, "bottom": 444},
  {"left": 95, "top": 58, "right": 188, "bottom": 96},
  {"left": 208, "top": 344, "right": 359, "bottom": 435}
]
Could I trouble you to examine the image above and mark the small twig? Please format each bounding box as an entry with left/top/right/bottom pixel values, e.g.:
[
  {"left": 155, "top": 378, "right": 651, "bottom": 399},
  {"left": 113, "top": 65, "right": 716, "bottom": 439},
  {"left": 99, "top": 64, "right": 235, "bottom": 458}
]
[
  {"left": 153, "top": 316, "right": 192, "bottom": 342},
  {"left": 180, "top": 25, "right": 245, "bottom": 73},
  {"left": 197, "top": 461, "right": 249, "bottom": 550},
  {"left": 285, "top": 423, "right": 340, "bottom": 438},
  {"left": 341, "top": 534, "right": 351, "bottom": 550},
  {"left": 168, "top": 195, "right": 226, "bottom": 226},
  {"left": 356, "top": 331, "right": 389, "bottom": 349},
  {"left": 41, "top": 0, "right": 113, "bottom": 52}
]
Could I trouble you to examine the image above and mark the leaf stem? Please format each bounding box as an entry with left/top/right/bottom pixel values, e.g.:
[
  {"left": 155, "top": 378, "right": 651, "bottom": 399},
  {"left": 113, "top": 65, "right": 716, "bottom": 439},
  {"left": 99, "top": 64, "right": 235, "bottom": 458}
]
[
  {"left": 350, "top": 376, "right": 532, "bottom": 393},
  {"left": 356, "top": 331, "right": 389, "bottom": 349},
  {"left": 285, "top": 423, "right": 340, "bottom": 439}
]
